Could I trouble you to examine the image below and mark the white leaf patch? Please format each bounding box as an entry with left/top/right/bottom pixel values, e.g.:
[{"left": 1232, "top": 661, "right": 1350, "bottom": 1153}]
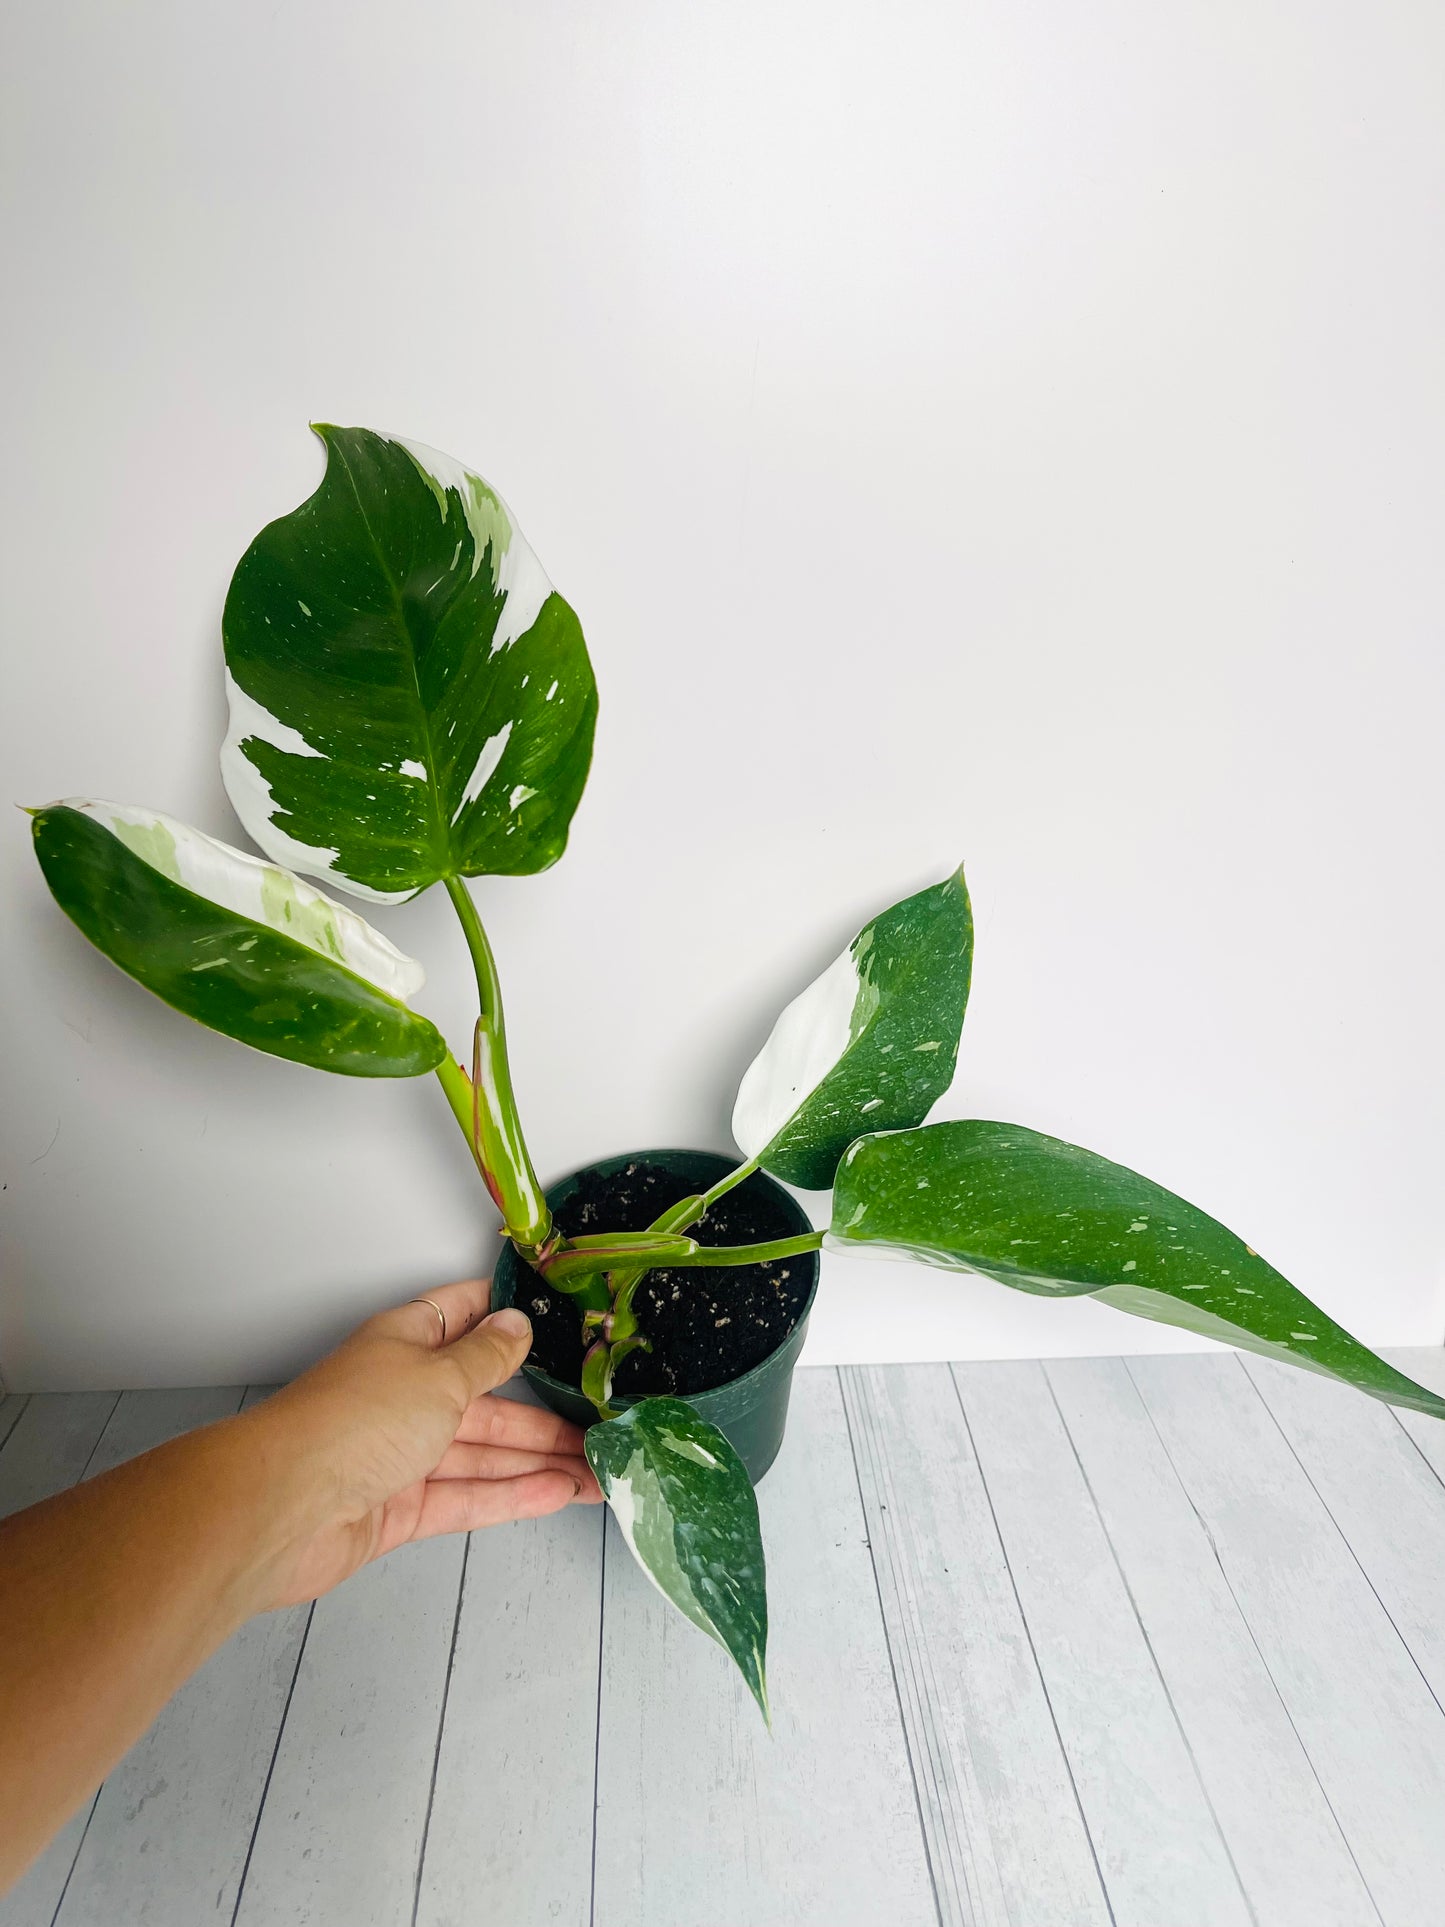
[
  {"left": 728, "top": 870, "right": 972, "bottom": 1191},
  {"left": 604, "top": 1451, "right": 768, "bottom": 1707},
  {"left": 222, "top": 426, "right": 595, "bottom": 902},
  {"left": 454, "top": 719, "right": 513, "bottom": 821},
  {"left": 586, "top": 1398, "right": 770, "bottom": 1718},
  {"left": 603, "top": 1451, "right": 716, "bottom": 1639},
  {"left": 218, "top": 669, "right": 397, "bottom": 895},
  {"left": 732, "top": 941, "right": 869, "bottom": 1162},
  {"left": 62, "top": 800, "right": 426, "bottom": 1000},
  {"left": 395, "top": 434, "right": 553, "bottom": 652}
]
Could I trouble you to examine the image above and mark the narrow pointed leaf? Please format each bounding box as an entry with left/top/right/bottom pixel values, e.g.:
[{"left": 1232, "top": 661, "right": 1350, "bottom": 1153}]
[
  {"left": 32, "top": 802, "right": 446, "bottom": 1077},
  {"left": 222, "top": 425, "right": 597, "bottom": 903},
  {"left": 585, "top": 1397, "right": 769, "bottom": 1717},
  {"left": 830, "top": 1120, "right": 1445, "bottom": 1419},
  {"left": 732, "top": 868, "right": 972, "bottom": 1189}
]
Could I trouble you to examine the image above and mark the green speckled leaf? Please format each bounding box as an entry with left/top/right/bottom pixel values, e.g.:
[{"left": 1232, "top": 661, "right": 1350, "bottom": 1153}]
[
  {"left": 585, "top": 1397, "right": 769, "bottom": 1718},
  {"left": 33, "top": 802, "right": 446, "bottom": 1077},
  {"left": 830, "top": 1121, "right": 1445, "bottom": 1419},
  {"left": 732, "top": 869, "right": 973, "bottom": 1190},
  {"left": 222, "top": 425, "right": 597, "bottom": 904}
]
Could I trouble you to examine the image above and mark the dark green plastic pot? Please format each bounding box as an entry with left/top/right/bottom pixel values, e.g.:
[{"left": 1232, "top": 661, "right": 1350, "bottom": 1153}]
[{"left": 492, "top": 1148, "right": 820, "bottom": 1483}]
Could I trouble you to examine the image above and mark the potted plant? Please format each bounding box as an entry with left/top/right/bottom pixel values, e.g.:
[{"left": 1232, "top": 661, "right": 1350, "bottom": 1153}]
[{"left": 30, "top": 425, "right": 1445, "bottom": 1720}]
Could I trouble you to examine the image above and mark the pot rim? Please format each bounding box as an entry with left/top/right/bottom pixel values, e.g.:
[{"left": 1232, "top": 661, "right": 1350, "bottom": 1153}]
[{"left": 499, "top": 1146, "right": 821, "bottom": 1409}]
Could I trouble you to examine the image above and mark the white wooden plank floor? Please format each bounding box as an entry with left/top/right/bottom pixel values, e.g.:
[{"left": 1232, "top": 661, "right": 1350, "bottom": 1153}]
[{"left": 4, "top": 1349, "right": 1445, "bottom": 1927}]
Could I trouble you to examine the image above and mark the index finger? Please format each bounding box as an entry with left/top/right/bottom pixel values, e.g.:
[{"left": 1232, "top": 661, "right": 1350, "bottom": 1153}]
[{"left": 456, "top": 1394, "right": 588, "bottom": 1457}]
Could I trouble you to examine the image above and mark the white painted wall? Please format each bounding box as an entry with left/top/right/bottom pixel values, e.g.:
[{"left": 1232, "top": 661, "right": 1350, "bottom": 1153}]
[{"left": 1, "top": 0, "right": 1441, "bottom": 1391}]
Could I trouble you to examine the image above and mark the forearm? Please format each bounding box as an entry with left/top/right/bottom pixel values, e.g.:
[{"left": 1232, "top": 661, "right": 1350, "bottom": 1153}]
[
  {"left": 0, "top": 1290, "right": 576, "bottom": 1896},
  {"left": 0, "top": 1414, "right": 302, "bottom": 1890}
]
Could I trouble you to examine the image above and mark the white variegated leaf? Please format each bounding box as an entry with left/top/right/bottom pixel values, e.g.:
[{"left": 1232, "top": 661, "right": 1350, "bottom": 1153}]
[
  {"left": 221, "top": 425, "right": 597, "bottom": 903},
  {"left": 830, "top": 1121, "right": 1445, "bottom": 1421},
  {"left": 585, "top": 1397, "right": 769, "bottom": 1718},
  {"left": 60, "top": 801, "right": 424, "bottom": 997},
  {"left": 732, "top": 869, "right": 973, "bottom": 1189},
  {"left": 32, "top": 801, "right": 445, "bottom": 1077}
]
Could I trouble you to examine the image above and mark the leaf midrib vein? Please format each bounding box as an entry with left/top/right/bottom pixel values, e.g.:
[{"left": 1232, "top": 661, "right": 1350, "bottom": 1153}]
[{"left": 329, "top": 435, "right": 455, "bottom": 880}]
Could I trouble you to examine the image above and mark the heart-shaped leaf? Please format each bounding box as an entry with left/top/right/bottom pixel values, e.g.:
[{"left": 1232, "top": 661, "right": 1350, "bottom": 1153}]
[
  {"left": 732, "top": 869, "right": 972, "bottom": 1189},
  {"left": 32, "top": 801, "right": 446, "bottom": 1077},
  {"left": 830, "top": 1120, "right": 1445, "bottom": 1419},
  {"left": 222, "top": 425, "right": 597, "bottom": 904},
  {"left": 585, "top": 1397, "right": 769, "bottom": 1718}
]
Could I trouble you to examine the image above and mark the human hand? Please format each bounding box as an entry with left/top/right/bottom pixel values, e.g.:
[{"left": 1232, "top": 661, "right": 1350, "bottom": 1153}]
[{"left": 235, "top": 1277, "right": 602, "bottom": 1609}]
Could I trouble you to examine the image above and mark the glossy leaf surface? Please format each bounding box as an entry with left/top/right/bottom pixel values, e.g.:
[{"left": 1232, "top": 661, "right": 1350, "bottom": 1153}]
[
  {"left": 732, "top": 869, "right": 973, "bottom": 1189},
  {"left": 33, "top": 802, "right": 446, "bottom": 1076},
  {"left": 585, "top": 1397, "right": 769, "bottom": 1717},
  {"left": 830, "top": 1120, "right": 1445, "bottom": 1418},
  {"left": 222, "top": 425, "right": 597, "bottom": 903}
]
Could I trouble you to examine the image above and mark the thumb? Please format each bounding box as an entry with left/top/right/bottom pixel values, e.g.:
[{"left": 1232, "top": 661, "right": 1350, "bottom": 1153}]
[{"left": 447, "top": 1306, "right": 533, "bottom": 1398}]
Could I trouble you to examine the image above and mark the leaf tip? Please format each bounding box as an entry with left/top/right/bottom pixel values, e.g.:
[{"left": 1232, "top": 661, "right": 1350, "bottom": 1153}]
[{"left": 753, "top": 1668, "right": 772, "bottom": 1729}]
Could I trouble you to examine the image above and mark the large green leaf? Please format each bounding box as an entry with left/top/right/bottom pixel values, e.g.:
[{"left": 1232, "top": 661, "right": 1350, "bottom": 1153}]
[
  {"left": 732, "top": 869, "right": 973, "bottom": 1189},
  {"left": 222, "top": 425, "right": 597, "bottom": 904},
  {"left": 32, "top": 802, "right": 446, "bottom": 1077},
  {"left": 830, "top": 1121, "right": 1445, "bottom": 1419},
  {"left": 585, "top": 1397, "right": 769, "bottom": 1718}
]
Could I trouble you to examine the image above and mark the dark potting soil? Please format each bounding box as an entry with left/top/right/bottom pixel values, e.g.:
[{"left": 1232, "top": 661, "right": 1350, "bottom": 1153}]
[{"left": 519, "top": 1159, "right": 814, "bottom": 1397}]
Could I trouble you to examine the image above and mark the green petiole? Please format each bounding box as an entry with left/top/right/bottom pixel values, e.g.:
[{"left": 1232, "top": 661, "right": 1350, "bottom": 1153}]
[
  {"left": 440, "top": 876, "right": 550, "bottom": 1248},
  {"left": 545, "top": 1228, "right": 823, "bottom": 1291}
]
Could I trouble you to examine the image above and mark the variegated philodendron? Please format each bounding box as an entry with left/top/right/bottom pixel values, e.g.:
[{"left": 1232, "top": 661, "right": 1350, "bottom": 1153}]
[{"left": 30, "top": 424, "right": 1445, "bottom": 1717}]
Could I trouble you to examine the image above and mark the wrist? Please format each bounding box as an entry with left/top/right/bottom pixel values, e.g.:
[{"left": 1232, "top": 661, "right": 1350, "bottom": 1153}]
[{"left": 198, "top": 1404, "right": 339, "bottom": 1618}]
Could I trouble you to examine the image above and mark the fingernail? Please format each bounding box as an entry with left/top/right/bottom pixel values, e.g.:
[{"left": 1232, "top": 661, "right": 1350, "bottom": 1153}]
[
  {"left": 486, "top": 1307, "right": 531, "bottom": 1340},
  {"left": 571, "top": 1476, "right": 583, "bottom": 1497}
]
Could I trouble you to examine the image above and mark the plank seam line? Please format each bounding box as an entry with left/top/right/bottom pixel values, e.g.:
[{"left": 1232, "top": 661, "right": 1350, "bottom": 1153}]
[
  {"left": 0, "top": 1395, "right": 30, "bottom": 1456},
  {"left": 839, "top": 1366, "right": 953, "bottom": 1927},
  {"left": 1385, "top": 1401, "right": 1445, "bottom": 1506},
  {"left": 948, "top": 1364, "right": 1119, "bottom": 1927},
  {"left": 587, "top": 1504, "right": 607, "bottom": 1927},
  {"left": 855, "top": 1364, "right": 994, "bottom": 1919},
  {"left": 1239, "top": 1359, "right": 1445, "bottom": 1730},
  {"left": 1041, "top": 1364, "right": 1259, "bottom": 1927},
  {"left": 1123, "top": 1357, "right": 1387, "bottom": 1927},
  {"left": 412, "top": 1532, "right": 472, "bottom": 1927},
  {"left": 844, "top": 1365, "right": 962, "bottom": 1909},
  {"left": 865, "top": 1361, "right": 981, "bottom": 1917},
  {"left": 228, "top": 1598, "right": 317, "bottom": 1927},
  {"left": 77, "top": 1391, "right": 124, "bottom": 1482},
  {"left": 54, "top": 1388, "right": 254, "bottom": 1923},
  {"left": 42, "top": 1391, "right": 126, "bottom": 1925},
  {"left": 44, "top": 1791, "right": 102, "bottom": 1927}
]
